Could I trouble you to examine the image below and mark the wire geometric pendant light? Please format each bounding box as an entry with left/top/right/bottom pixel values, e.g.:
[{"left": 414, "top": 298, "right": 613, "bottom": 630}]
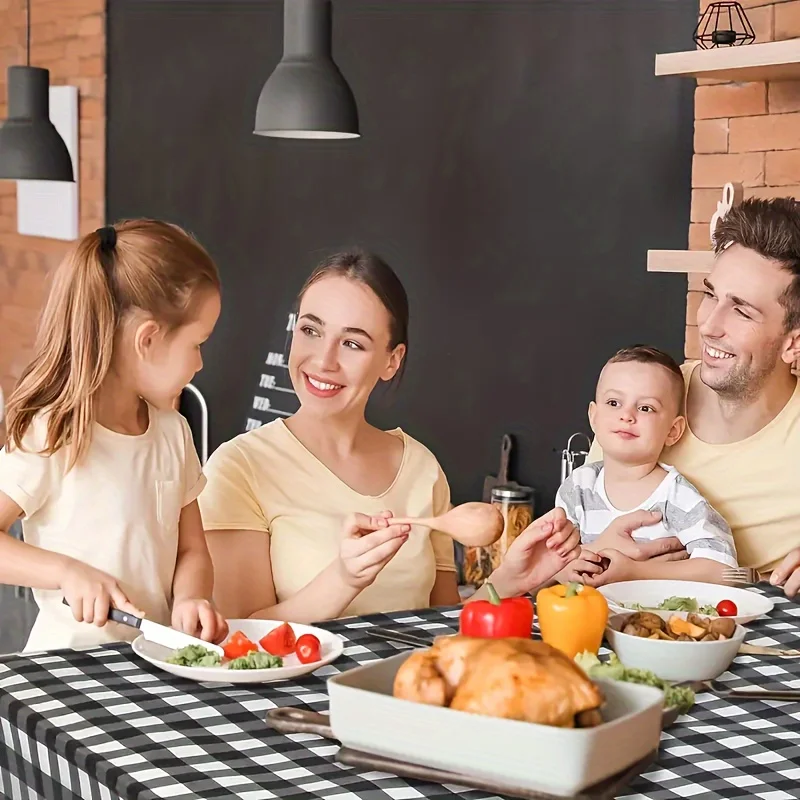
[{"left": 693, "top": 2, "right": 756, "bottom": 49}]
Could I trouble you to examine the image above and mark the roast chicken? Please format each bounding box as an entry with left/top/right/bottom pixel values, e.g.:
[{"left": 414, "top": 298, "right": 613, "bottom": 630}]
[{"left": 393, "top": 635, "right": 604, "bottom": 728}]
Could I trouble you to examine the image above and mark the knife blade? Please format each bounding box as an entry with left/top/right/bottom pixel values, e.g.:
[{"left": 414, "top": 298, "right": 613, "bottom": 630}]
[
  {"left": 62, "top": 598, "right": 224, "bottom": 656},
  {"left": 368, "top": 627, "right": 436, "bottom": 649},
  {"left": 738, "top": 643, "right": 800, "bottom": 657},
  {"left": 111, "top": 609, "right": 226, "bottom": 656},
  {"left": 725, "top": 688, "right": 800, "bottom": 701}
]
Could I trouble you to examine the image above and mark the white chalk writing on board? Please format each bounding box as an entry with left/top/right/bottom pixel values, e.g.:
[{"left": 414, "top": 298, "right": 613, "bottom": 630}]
[{"left": 244, "top": 311, "right": 300, "bottom": 430}]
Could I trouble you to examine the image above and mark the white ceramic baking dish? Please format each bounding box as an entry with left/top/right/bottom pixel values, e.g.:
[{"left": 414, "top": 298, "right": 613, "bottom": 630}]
[{"left": 326, "top": 651, "right": 664, "bottom": 797}]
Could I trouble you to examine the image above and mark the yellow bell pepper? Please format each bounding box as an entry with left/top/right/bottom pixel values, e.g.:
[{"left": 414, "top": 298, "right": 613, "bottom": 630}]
[{"left": 536, "top": 582, "right": 609, "bottom": 659}]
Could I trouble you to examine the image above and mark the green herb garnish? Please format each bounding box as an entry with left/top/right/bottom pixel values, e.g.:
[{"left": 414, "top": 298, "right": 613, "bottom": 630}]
[{"left": 575, "top": 651, "right": 695, "bottom": 714}]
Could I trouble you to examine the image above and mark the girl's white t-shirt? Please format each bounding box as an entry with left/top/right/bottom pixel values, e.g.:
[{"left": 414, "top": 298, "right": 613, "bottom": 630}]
[{"left": 0, "top": 406, "right": 205, "bottom": 652}]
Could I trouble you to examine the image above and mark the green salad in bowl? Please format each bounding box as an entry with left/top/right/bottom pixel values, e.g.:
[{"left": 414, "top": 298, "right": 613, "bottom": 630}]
[{"left": 621, "top": 596, "right": 719, "bottom": 616}]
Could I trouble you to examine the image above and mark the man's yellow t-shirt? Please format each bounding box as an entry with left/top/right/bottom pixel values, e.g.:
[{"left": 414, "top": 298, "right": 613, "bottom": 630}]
[{"left": 587, "top": 361, "right": 800, "bottom": 573}]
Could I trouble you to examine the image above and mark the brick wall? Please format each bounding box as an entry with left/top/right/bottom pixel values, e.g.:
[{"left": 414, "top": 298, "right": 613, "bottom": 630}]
[
  {"left": 687, "top": 0, "right": 800, "bottom": 358},
  {"left": 0, "top": 0, "right": 106, "bottom": 445}
]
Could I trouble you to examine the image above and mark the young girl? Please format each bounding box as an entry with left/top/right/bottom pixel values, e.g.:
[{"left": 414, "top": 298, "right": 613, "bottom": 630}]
[{"left": 0, "top": 220, "right": 228, "bottom": 652}]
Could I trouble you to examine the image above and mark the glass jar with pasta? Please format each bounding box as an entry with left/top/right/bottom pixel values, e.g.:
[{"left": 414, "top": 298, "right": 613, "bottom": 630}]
[{"left": 462, "top": 485, "right": 534, "bottom": 587}]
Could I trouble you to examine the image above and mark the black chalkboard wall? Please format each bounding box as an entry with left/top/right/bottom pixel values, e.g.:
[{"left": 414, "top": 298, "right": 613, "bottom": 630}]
[{"left": 107, "top": 0, "right": 696, "bottom": 511}]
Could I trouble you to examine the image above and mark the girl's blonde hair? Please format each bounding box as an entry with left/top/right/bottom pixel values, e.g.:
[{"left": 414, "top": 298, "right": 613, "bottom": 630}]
[{"left": 6, "top": 219, "right": 220, "bottom": 468}]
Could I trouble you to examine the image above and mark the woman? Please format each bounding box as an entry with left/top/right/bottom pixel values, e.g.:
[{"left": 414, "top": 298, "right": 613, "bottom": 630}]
[{"left": 199, "top": 250, "right": 578, "bottom": 621}]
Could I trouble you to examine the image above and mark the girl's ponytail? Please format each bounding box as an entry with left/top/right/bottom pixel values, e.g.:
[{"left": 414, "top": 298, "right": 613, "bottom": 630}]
[
  {"left": 7, "top": 230, "right": 119, "bottom": 468},
  {"left": 6, "top": 220, "right": 219, "bottom": 469}
]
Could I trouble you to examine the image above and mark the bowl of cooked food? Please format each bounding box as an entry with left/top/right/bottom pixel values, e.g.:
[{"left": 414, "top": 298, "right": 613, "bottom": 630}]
[
  {"left": 320, "top": 635, "right": 666, "bottom": 796},
  {"left": 598, "top": 579, "right": 773, "bottom": 625},
  {"left": 605, "top": 610, "right": 746, "bottom": 682}
]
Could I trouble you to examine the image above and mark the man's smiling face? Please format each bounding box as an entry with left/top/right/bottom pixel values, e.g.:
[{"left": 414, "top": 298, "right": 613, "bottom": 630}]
[{"left": 697, "top": 244, "right": 795, "bottom": 398}]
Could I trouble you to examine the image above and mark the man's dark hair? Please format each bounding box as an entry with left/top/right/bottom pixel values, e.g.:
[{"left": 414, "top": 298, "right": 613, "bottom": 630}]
[
  {"left": 606, "top": 345, "right": 684, "bottom": 414},
  {"left": 714, "top": 197, "right": 800, "bottom": 331}
]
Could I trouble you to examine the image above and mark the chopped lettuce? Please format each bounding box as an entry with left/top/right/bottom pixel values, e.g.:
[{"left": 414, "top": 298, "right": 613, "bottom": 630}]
[
  {"left": 621, "top": 596, "right": 718, "bottom": 617},
  {"left": 167, "top": 644, "right": 222, "bottom": 667},
  {"left": 575, "top": 652, "right": 695, "bottom": 715},
  {"left": 228, "top": 651, "right": 283, "bottom": 670}
]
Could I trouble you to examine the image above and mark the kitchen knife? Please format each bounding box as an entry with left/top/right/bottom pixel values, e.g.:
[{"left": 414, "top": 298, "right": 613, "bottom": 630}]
[
  {"left": 368, "top": 627, "right": 435, "bottom": 649},
  {"left": 62, "top": 598, "right": 225, "bottom": 656},
  {"left": 482, "top": 434, "right": 519, "bottom": 502}
]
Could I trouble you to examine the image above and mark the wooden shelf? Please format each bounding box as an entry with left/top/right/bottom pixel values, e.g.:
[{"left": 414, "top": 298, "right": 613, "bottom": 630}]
[
  {"left": 655, "top": 39, "right": 800, "bottom": 82},
  {"left": 647, "top": 250, "right": 714, "bottom": 274}
]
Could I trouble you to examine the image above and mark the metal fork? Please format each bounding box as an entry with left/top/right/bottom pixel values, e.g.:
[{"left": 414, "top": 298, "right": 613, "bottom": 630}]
[{"left": 722, "top": 566, "right": 767, "bottom": 586}]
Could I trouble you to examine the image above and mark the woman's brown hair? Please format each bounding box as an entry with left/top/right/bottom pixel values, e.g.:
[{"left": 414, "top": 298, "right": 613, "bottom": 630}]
[{"left": 6, "top": 219, "right": 220, "bottom": 469}]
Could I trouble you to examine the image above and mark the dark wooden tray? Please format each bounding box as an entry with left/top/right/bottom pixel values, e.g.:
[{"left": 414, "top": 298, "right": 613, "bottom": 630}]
[{"left": 266, "top": 707, "right": 657, "bottom": 800}]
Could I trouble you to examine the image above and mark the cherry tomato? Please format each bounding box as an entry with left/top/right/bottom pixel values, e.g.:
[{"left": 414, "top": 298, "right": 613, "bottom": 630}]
[
  {"left": 223, "top": 630, "right": 258, "bottom": 660},
  {"left": 260, "top": 622, "right": 297, "bottom": 656},
  {"left": 716, "top": 599, "right": 738, "bottom": 617},
  {"left": 295, "top": 633, "right": 322, "bottom": 664}
]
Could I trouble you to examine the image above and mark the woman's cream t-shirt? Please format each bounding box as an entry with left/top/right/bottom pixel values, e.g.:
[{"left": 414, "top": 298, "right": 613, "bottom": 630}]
[
  {"left": 0, "top": 407, "right": 205, "bottom": 651},
  {"left": 198, "top": 420, "right": 456, "bottom": 617}
]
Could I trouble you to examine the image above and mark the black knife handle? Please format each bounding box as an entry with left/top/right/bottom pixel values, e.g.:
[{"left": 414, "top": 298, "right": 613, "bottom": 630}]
[
  {"left": 108, "top": 608, "right": 142, "bottom": 628},
  {"left": 62, "top": 597, "right": 142, "bottom": 629}
]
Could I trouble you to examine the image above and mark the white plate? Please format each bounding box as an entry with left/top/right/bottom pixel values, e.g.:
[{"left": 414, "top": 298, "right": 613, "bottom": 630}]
[
  {"left": 132, "top": 619, "right": 344, "bottom": 684},
  {"left": 598, "top": 580, "right": 773, "bottom": 625}
]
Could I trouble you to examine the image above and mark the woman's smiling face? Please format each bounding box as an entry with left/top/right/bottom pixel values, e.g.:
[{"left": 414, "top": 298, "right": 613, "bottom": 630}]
[{"left": 289, "top": 275, "right": 406, "bottom": 418}]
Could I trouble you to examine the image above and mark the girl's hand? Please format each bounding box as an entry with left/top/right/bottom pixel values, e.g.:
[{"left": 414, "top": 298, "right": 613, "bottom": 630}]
[
  {"left": 491, "top": 507, "right": 581, "bottom": 597},
  {"left": 338, "top": 511, "right": 411, "bottom": 590},
  {"left": 59, "top": 559, "right": 144, "bottom": 627},
  {"left": 172, "top": 598, "right": 229, "bottom": 644}
]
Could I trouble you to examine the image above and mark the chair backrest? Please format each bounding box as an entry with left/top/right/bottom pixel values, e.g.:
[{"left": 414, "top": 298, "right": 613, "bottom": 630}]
[{"left": 178, "top": 383, "right": 209, "bottom": 465}]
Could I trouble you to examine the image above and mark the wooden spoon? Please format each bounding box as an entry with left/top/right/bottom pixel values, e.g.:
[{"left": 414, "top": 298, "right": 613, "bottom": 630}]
[{"left": 390, "top": 502, "right": 504, "bottom": 547}]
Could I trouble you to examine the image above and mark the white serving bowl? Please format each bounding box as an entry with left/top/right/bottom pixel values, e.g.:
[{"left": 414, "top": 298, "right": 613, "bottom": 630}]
[
  {"left": 598, "top": 580, "right": 773, "bottom": 626},
  {"left": 605, "top": 613, "right": 746, "bottom": 682}
]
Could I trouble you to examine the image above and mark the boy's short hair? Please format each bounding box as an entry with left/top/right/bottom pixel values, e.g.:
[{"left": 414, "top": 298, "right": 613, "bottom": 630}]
[{"left": 605, "top": 345, "right": 685, "bottom": 415}]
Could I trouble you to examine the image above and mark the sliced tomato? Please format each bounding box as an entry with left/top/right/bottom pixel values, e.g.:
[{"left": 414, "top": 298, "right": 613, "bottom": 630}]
[
  {"left": 223, "top": 630, "right": 258, "bottom": 660},
  {"left": 716, "top": 599, "right": 738, "bottom": 617},
  {"left": 260, "top": 622, "right": 297, "bottom": 656},
  {"left": 295, "top": 633, "right": 322, "bottom": 664}
]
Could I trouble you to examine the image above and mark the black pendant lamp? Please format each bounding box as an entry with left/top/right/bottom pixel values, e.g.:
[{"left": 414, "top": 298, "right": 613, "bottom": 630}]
[
  {"left": 254, "top": 0, "right": 359, "bottom": 140},
  {"left": 0, "top": 0, "right": 74, "bottom": 181}
]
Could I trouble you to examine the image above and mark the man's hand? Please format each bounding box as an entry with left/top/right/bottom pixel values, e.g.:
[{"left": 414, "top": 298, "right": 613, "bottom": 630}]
[
  {"left": 592, "top": 510, "right": 687, "bottom": 563},
  {"left": 770, "top": 548, "right": 800, "bottom": 599}
]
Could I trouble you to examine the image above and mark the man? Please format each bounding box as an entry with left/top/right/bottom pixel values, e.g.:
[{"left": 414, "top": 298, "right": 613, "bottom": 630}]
[{"left": 588, "top": 197, "right": 800, "bottom": 597}]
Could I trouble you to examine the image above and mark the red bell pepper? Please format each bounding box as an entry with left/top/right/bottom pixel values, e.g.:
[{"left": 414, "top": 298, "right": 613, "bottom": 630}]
[{"left": 459, "top": 583, "right": 534, "bottom": 639}]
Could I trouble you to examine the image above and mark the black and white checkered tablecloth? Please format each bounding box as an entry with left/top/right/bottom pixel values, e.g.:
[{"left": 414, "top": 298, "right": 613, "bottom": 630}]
[{"left": 2, "top": 585, "right": 800, "bottom": 800}]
